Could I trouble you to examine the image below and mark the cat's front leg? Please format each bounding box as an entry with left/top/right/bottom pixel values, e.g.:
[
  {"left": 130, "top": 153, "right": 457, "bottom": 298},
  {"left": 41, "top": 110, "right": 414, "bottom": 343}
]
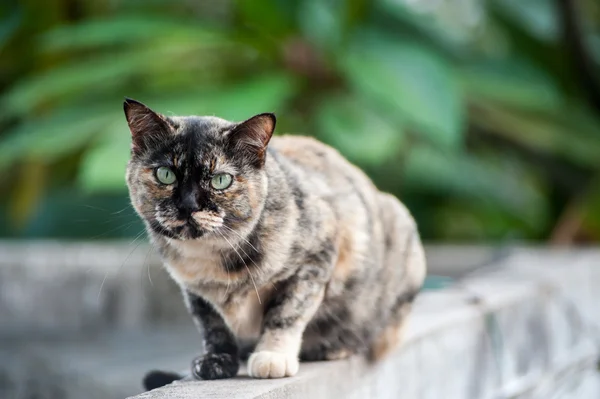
[
  {"left": 185, "top": 291, "right": 240, "bottom": 380},
  {"left": 249, "top": 266, "right": 328, "bottom": 379}
]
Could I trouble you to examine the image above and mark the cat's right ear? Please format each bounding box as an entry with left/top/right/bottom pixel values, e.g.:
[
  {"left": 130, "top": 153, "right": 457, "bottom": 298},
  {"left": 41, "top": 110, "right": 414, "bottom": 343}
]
[
  {"left": 225, "top": 113, "right": 276, "bottom": 167},
  {"left": 123, "top": 98, "right": 171, "bottom": 155}
]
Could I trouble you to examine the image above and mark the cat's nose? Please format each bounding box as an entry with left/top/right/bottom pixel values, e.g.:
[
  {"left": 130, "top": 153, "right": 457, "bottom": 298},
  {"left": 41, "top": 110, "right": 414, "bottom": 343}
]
[{"left": 179, "top": 190, "right": 201, "bottom": 214}]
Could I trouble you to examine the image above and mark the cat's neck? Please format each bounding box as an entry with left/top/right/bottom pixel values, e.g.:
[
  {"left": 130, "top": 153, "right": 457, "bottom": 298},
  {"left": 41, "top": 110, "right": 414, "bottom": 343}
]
[{"left": 165, "top": 234, "right": 232, "bottom": 259}]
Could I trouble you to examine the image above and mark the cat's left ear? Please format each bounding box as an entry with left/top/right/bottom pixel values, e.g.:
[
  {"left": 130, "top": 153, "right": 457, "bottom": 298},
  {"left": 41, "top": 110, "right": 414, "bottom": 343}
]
[{"left": 227, "top": 113, "right": 276, "bottom": 167}]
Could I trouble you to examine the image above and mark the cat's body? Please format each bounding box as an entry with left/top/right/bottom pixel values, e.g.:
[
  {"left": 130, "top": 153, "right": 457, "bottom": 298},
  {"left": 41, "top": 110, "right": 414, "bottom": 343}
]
[{"left": 124, "top": 99, "right": 426, "bottom": 384}]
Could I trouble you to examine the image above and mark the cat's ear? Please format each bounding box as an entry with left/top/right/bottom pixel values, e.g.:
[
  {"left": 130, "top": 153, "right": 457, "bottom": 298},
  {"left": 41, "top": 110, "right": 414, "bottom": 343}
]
[
  {"left": 227, "top": 113, "right": 276, "bottom": 167},
  {"left": 123, "top": 98, "right": 172, "bottom": 154}
]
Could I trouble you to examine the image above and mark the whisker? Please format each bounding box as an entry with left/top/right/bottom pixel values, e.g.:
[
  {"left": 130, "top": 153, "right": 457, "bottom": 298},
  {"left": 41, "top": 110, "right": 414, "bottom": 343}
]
[
  {"left": 78, "top": 204, "right": 135, "bottom": 217},
  {"left": 143, "top": 243, "right": 154, "bottom": 288},
  {"left": 136, "top": 243, "right": 154, "bottom": 301},
  {"left": 220, "top": 242, "right": 231, "bottom": 302},
  {"left": 218, "top": 226, "right": 267, "bottom": 278},
  {"left": 79, "top": 204, "right": 110, "bottom": 212},
  {"left": 89, "top": 221, "right": 137, "bottom": 239},
  {"left": 111, "top": 206, "right": 135, "bottom": 215},
  {"left": 219, "top": 225, "right": 286, "bottom": 280},
  {"left": 146, "top": 255, "right": 154, "bottom": 288},
  {"left": 97, "top": 229, "right": 146, "bottom": 301},
  {"left": 220, "top": 225, "right": 259, "bottom": 253},
  {"left": 219, "top": 225, "right": 278, "bottom": 272},
  {"left": 217, "top": 230, "right": 261, "bottom": 304},
  {"left": 99, "top": 213, "right": 136, "bottom": 224},
  {"left": 77, "top": 204, "right": 136, "bottom": 227}
]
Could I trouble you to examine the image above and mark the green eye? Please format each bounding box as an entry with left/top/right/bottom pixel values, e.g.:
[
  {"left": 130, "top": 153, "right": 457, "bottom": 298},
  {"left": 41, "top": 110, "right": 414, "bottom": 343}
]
[
  {"left": 156, "top": 166, "right": 176, "bottom": 185},
  {"left": 211, "top": 173, "right": 233, "bottom": 190}
]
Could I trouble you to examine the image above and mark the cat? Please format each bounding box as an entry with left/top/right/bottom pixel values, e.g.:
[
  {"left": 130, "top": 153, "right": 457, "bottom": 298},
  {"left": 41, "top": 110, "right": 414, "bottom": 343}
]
[{"left": 123, "top": 98, "right": 426, "bottom": 389}]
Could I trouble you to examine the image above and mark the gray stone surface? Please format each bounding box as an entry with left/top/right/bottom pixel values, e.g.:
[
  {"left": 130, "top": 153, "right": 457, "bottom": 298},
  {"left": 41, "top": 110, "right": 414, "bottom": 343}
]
[
  {"left": 2, "top": 243, "right": 599, "bottom": 398},
  {"left": 0, "top": 242, "right": 485, "bottom": 337},
  {"left": 0, "top": 241, "right": 187, "bottom": 337},
  {"left": 128, "top": 248, "right": 600, "bottom": 399},
  {"left": 1, "top": 327, "right": 199, "bottom": 399}
]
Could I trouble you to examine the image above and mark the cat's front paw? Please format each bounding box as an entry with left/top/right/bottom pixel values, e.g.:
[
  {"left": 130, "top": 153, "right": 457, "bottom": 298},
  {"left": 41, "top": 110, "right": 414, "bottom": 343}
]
[
  {"left": 191, "top": 353, "right": 239, "bottom": 380},
  {"left": 247, "top": 351, "right": 299, "bottom": 378}
]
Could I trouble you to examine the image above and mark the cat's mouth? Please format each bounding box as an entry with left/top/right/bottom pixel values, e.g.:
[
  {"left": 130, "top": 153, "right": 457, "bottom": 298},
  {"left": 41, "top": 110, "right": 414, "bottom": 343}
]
[
  {"left": 175, "top": 221, "right": 205, "bottom": 239},
  {"left": 152, "top": 211, "right": 225, "bottom": 240},
  {"left": 149, "top": 219, "right": 205, "bottom": 240}
]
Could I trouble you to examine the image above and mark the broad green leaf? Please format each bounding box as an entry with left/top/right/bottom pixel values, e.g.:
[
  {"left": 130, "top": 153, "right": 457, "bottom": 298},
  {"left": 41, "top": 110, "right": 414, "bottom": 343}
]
[
  {"left": 340, "top": 33, "right": 464, "bottom": 149},
  {"left": 431, "top": 201, "right": 547, "bottom": 240},
  {"left": 40, "top": 15, "right": 228, "bottom": 51},
  {"left": 490, "top": 0, "right": 558, "bottom": 42},
  {"left": 0, "top": 107, "right": 118, "bottom": 168},
  {"left": 590, "top": 34, "right": 600, "bottom": 65},
  {"left": 315, "top": 96, "right": 404, "bottom": 166},
  {"left": 150, "top": 73, "right": 299, "bottom": 120},
  {"left": 78, "top": 122, "right": 130, "bottom": 193},
  {"left": 195, "top": 73, "right": 298, "bottom": 120},
  {"left": 298, "top": 0, "right": 344, "bottom": 50},
  {"left": 470, "top": 104, "right": 600, "bottom": 169},
  {"left": 403, "top": 143, "right": 546, "bottom": 224},
  {"left": 460, "top": 59, "right": 562, "bottom": 111},
  {"left": 3, "top": 39, "right": 240, "bottom": 117},
  {"left": 0, "top": 7, "right": 22, "bottom": 52},
  {"left": 375, "top": 0, "right": 483, "bottom": 54},
  {"left": 1, "top": 73, "right": 296, "bottom": 173},
  {"left": 234, "top": 0, "right": 295, "bottom": 37}
]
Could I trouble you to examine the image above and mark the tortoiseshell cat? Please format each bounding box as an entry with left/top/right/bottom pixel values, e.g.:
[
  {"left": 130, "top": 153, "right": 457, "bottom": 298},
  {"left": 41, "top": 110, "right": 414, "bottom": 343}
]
[{"left": 123, "top": 99, "right": 426, "bottom": 388}]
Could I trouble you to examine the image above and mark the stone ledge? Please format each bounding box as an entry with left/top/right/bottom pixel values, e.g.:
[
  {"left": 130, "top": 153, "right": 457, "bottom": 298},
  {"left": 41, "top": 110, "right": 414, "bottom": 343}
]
[
  {"left": 2, "top": 244, "right": 599, "bottom": 398},
  {"left": 0, "top": 241, "right": 184, "bottom": 336},
  {"left": 0, "top": 242, "right": 499, "bottom": 337},
  {"left": 128, "top": 249, "right": 600, "bottom": 399}
]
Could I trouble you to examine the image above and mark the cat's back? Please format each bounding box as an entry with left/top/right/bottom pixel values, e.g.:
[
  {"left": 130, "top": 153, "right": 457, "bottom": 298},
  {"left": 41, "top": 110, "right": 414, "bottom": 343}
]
[{"left": 269, "top": 135, "right": 376, "bottom": 197}]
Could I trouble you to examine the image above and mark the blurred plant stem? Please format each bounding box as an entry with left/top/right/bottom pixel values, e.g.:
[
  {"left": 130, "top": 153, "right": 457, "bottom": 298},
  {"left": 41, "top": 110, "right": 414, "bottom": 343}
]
[
  {"left": 551, "top": 175, "right": 600, "bottom": 244},
  {"left": 555, "top": 0, "right": 600, "bottom": 114},
  {"left": 9, "top": 158, "right": 46, "bottom": 228}
]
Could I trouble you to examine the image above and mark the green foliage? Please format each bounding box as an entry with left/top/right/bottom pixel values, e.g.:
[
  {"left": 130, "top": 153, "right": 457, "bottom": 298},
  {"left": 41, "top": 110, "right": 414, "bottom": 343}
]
[
  {"left": 1, "top": 0, "right": 599, "bottom": 242},
  {"left": 340, "top": 33, "right": 464, "bottom": 148},
  {"left": 316, "top": 96, "right": 404, "bottom": 166}
]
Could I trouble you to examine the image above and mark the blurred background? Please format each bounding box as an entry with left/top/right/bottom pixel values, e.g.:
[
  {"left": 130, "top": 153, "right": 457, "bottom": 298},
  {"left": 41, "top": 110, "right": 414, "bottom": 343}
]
[
  {"left": 2, "top": 1, "right": 600, "bottom": 398},
  {"left": 1, "top": 0, "right": 599, "bottom": 244}
]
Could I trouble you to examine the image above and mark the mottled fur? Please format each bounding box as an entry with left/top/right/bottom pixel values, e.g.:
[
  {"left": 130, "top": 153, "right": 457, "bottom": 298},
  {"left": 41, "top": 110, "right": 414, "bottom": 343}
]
[{"left": 123, "top": 99, "right": 426, "bottom": 385}]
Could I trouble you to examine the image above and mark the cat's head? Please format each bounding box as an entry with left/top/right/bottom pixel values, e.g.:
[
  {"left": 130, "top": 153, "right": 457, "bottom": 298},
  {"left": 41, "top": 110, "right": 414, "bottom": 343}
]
[{"left": 123, "top": 99, "right": 275, "bottom": 240}]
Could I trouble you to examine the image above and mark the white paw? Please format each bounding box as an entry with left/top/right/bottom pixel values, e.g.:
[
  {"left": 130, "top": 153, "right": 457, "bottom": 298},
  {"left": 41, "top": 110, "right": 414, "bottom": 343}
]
[{"left": 247, "top": 351, "right": 299, "bottom": 379}]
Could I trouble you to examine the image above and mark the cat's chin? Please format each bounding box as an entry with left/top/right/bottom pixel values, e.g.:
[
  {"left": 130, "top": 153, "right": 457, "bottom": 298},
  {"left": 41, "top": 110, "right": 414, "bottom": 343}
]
[
  {"left": 173, "top": 224, "right": 207, "bottom": 240},
  {"left": 149, "top": 220, "right": 206, "bottom": 240}
]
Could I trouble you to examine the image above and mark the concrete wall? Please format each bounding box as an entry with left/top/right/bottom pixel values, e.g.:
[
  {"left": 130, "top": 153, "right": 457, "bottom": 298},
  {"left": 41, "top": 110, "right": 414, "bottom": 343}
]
[
  {"left": 1, "top": 243, "right": 599, "bottom": 398},
  {"left": 128, "top": 248, "right": 600, "bottom": 399},
  {"left": 0, "top": 242, "right": 505, "bottom": 337},
  {"left": 0, "top": 241, "right": 186, "bottom": 337}
]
